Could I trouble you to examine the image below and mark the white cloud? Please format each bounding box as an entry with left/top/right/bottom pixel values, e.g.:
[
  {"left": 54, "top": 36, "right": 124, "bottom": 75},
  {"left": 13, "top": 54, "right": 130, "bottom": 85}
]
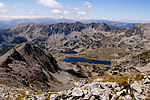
[
  {"left": 0, "top": 9, "right": 6, "bottom": 13},
  {"left": 63, "top": 10, "right": 69, "bottom": 15},
  {"left": 0, "top": 15, "right": 49, "bottom": 20},
  {"left": 73, "top": 7, "right": 80, "bottom": 11},
  {"left": 29, "top": 9, "right": 35, "bottom": 15},
  {"left": 37, "top": 0, "right": 62, "bottom": 9},
  {"left": 51, "top": 9, "right": 63, "bottom": 14},
  {"left": 51, "top": 9, "right": 69, "bottom": 15},
  {"left": 0, "top": 2, "right": 7, "bottom": 13},
  {"left": 77, "top": 11, "right": 87, "bottom": 15},
  {"left": 0, "top": 2, "right": 4, "bottom": 8},
  {"left": 84, "top": 1, "right": 93, "bottom": 9}
]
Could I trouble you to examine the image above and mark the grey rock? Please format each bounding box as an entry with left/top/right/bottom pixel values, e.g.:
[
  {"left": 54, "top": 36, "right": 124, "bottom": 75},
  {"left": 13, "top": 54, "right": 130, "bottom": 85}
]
[{"left": 72, "top": 87, "right": 83, "bottom": 97}]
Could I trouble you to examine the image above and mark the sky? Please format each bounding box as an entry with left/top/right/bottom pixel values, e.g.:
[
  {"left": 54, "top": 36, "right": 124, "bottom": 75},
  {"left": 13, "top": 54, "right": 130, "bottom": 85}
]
[{"left": 0, "top": 0, "right": 150, "bottom": 22}]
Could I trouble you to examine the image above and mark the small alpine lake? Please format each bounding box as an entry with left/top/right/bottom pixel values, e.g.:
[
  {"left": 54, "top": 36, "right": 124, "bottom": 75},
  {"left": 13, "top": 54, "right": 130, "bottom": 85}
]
[
  {"left": 60, "top": 51, "right": 78, "bottom": 54},
  {"left": 63, "top": 57, "right": 111, "bottom": 65}
]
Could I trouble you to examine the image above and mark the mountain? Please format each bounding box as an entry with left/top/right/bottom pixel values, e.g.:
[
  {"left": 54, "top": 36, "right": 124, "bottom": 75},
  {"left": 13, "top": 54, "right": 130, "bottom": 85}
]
[
  {"left": 0, "top": 18, "right": 74, "bottom": 28},
  {"left": 0, "top": 22, "right": 150, "bottom": 82},
  {"left": 0, "top": 22, "right": 150, "bottom": 99},
  {"left": 0, "top": 22, "right": 125, "bottom": 55},
  {"left": 81, "top": 19, "right": 139, "bottom": 28},
  {"left": 0, "top": 18, "right": 139, "bottom": 28},
  {"left": 0, "top": 43, "right": 59, "bottom": 90},
  {"left": 0, "top": 43, "right": 85, "bottom": 91}
]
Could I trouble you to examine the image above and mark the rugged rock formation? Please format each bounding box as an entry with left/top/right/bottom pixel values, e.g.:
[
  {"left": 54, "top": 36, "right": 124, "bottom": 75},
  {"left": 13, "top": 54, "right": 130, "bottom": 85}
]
[{"left": 0, "top": 43, "right": 60, "bottom": 90}]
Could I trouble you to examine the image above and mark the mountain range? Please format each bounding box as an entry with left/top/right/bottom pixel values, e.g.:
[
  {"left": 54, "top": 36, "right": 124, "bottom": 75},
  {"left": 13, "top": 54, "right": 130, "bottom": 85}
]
[
  {"left": 0, "top": 21, "right": 150, "bottom": 99},
  {"left": 0, "top": 18, "right": 140, "bottom": 28}
]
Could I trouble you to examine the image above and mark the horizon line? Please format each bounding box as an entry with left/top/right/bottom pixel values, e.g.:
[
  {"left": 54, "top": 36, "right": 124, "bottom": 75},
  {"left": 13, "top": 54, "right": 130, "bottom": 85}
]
[{"left": 0, "top": 15, "right": 149, "bottom": 23}]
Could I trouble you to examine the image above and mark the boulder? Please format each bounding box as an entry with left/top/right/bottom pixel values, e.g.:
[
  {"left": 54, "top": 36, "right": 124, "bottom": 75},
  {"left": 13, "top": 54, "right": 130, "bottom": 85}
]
[
  {"left": 91, "top": 88, "right": 104, "bottom": 95},
  {"left": 72, "top": 87, "right": 83, "bottom": 97},
  {"left": 131, "top": 84, "right": 143, "bottom": 94},
  {"left": 144, "top": 78, "right": 150, "bottom": 84},
  {"left": 50, "top": 94, "right": 59, "bottom": 100}
]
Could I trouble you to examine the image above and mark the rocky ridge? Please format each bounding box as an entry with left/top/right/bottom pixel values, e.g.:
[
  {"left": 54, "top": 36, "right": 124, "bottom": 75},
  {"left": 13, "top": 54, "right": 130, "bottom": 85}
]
[{"left": 0, "top": 43, "right": 83, "bottom": 92}]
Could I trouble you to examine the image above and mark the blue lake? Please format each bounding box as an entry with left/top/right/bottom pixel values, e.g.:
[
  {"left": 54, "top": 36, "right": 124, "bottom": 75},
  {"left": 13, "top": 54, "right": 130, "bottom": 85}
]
[{"left": 63, "top": 57, "right": 111, "bottom": 65}]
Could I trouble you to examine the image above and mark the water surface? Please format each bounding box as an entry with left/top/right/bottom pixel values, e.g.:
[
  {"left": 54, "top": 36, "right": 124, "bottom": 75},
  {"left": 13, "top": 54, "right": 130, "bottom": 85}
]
[
  {"left": 63, "top": 57, "right": 111, "bottom": 65},
  {"left": 60, "top": 51, "right": 77, "bottom": 54}
]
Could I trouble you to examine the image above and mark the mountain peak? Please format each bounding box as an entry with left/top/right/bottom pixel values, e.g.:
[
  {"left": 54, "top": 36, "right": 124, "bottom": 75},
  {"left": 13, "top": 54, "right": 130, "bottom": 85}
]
[{"left": 0, "top": 43, "right": 59, "bottom": 90}]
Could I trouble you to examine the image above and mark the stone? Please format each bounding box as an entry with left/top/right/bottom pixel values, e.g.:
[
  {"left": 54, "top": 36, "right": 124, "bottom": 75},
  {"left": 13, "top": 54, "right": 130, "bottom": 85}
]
[
  {"left": 144, "top": 78, "right": 150, "bottom": 84},
  {"left": 83, "top": 90, "right": 88, "bottom": 95},
  {"left": 101, "top": 89, "right": 112, "bottom": 100},
  {"left": 50, "top": 94, "right": 59, "bottom": 100},
  {"left": 90, "top": 96, "right": 95, "bottom": 100},
  {"left": 125, "top": 95, "right": 132, "bottom": 100},
  {"left": 72, "top": 87, "right": 83, "bottom": 97},
  {"left": 89, "top": 82, "right": 101, "bottom": 89},
  {"left": 91, "top": 88, "right": 104, "bottom": 95},
  {"left": 131, "top": 84, "right": 143, "bottom": 94},
  {"left": 25, "top": 91, "right": 30, "bottom": 95},
  {"left": 116, "top": 89, "right": 127, "bottom": 96},
  {"left": 83, "top": 93, "right": 91, "bottom": 100},
  {"left": 115, "top": 87, "right": 121, "bottom": 91}
]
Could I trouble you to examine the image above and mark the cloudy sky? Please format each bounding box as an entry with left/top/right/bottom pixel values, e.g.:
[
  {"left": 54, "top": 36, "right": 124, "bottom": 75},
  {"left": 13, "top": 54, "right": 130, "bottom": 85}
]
[{"left": 0, "top": 0, "right": 150, "bottom": 22}]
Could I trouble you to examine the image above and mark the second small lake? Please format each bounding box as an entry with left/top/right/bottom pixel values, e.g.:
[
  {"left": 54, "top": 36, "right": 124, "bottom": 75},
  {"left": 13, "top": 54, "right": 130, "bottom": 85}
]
[
  {"left": 63, "top": 57, "right": 111, "bottom": 65},
  {"left": 60, "top": 51, "right": 78, "bottom": 54}
]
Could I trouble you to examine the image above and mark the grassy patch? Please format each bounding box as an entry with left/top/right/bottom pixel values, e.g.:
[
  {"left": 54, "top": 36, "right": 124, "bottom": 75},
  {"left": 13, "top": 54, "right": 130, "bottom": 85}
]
[{"left": 90, "top": 73, "right": 144, "bottom": 88}]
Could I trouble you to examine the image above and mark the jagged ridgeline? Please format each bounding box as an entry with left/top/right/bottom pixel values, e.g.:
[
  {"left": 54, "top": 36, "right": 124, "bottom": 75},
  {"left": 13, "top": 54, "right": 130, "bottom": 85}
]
[
  {"left": 0, "top": 22, "right": 125, "bottom": 55},
  {"left": 0, "top": 43, "right": 60, "bottom": 90},
  {"left": 0, "top": 43, "right": 86, "bottom": 91}
]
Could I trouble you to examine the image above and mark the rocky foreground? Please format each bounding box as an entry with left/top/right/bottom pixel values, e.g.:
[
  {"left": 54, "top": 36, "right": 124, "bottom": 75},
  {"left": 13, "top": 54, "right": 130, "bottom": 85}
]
[
  {"left": 50, "top": 73, "right": 150, "bottom": 100},
  {"left": 0, "top": 72, "right": 149, "bottom": 100}
]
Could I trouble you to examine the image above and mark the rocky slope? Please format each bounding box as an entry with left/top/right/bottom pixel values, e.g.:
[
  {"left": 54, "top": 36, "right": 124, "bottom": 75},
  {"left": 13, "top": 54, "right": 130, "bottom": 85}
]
[
  {"left": 0, "top": 43, "right": 85, "bottom": 92},
  {"left": 1, "top": 72, "right": 149, "bottom": 100},
  {"left": 0, "top": 43, "right": 59, "bottom": 90},
  {"left": 49, "top": 72, "right": 150, "bottom": 100}
]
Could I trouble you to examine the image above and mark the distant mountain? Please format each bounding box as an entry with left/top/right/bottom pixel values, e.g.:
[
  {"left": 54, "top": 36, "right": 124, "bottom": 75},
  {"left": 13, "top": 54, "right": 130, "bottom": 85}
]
[
  {"left": 81, "top": 19, "right": 139, "bottom": 28},
  {"left": 0, "top": 18, "right": 140, "bottom": 28},
  {"left": 0, "top": 18, "right": 74, "bottom": 28}
]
